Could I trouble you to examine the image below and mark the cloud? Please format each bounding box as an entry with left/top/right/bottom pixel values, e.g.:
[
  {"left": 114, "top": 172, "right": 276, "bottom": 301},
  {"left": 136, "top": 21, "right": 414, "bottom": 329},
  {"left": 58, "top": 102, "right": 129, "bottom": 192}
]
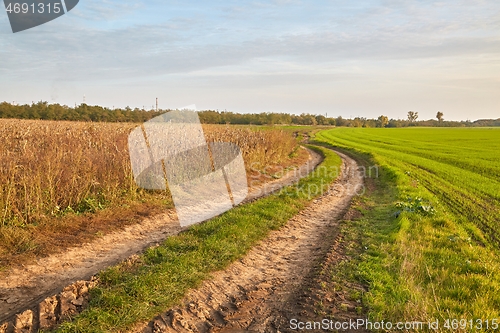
[
  {"left": 1, "top": 0, "right": 499, "bottom": 119},
  {"left": 70, "top": 0, "right": 145, "bottom": 21},
  {"left": 2, "top": 21, "right": 498, "bottom": 83}
]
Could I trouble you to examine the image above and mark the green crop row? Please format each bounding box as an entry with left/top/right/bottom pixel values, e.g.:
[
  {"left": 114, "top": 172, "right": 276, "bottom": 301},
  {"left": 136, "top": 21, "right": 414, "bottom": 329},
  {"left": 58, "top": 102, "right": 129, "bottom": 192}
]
[
  {"left": 315, "top": 128, "right": 500, "bottom": 329},
  {"left": 316, "top": 128, "right": 500, "bottom": 244}
]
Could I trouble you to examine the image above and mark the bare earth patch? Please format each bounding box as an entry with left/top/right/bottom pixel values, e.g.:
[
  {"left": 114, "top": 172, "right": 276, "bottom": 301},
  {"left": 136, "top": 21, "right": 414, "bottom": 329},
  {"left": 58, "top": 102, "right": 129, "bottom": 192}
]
[{"left": 135, "top": 151, "right": 365, "bottom": 333}]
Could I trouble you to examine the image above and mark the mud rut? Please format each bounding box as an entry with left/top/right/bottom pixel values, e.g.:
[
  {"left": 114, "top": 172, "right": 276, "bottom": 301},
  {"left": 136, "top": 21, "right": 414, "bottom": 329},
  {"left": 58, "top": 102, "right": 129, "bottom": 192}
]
[
  {"left": 137, "top": 151, "right": 364, "bottom": 333},
  {"left": 0, "top": 148, "right": 323, "bottom": 328}
]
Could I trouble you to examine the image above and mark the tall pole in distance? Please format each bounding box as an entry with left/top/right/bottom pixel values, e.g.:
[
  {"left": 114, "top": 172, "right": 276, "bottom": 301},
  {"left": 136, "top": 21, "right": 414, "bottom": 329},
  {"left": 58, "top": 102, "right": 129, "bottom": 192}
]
[{"left": 156, "top": 98, "right": 158, "bottom": 112}]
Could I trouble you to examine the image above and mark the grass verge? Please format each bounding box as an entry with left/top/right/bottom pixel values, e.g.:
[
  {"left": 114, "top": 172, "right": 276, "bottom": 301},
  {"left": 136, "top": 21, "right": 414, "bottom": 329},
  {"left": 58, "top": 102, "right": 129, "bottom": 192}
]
[
  {"left": 51, "top": 145, "right": 342, "bottom": 333},
  {"left": 313, "top": 136, "right": 500, "bottom": 331}
]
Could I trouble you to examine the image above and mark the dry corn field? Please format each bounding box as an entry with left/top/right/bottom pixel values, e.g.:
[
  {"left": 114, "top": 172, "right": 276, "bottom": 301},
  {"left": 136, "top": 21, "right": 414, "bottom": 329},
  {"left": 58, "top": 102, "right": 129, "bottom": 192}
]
[{"left": 0, "top": 119, "right": 302, "bottom": 266}]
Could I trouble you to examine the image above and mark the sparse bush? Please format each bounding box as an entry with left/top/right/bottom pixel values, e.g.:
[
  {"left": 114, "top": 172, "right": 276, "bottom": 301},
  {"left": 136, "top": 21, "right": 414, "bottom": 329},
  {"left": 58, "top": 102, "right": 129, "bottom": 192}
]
[{"left": 395, "top": 196, "right": 436, "bottom": 216}]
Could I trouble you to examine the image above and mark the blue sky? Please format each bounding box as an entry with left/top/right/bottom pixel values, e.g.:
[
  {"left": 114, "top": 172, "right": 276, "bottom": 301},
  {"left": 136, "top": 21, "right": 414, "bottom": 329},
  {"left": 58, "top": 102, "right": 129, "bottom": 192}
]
[{"left": 1, "top": 0, "right": 499, "bottom": 120}]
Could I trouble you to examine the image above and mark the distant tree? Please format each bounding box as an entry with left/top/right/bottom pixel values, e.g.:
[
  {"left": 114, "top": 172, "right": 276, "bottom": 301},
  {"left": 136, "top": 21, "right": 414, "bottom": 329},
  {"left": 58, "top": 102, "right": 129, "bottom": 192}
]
[
  {"left": 3, "top": 102, "right": 496, "bottom": 128},
  {"left": 387, "top": 119, "right": 403, "bottom": 128},
  {"left": 436, "top": 111, "right": 444, "bottom": 123},
  {"left": 364, "top": 119, "right": 377, "bottom": 128},
  {"left": 407, "top": 111, "right": 418, "bottom": 123},
  {"left": 300, "top": 114, "right": 317, "bottom": 126},
  {"left": 198, "top": 110, "right": 221, "bottom": 124},
  {"left": 336, "top": 116, "right": 347, "bottom": 127},
  {"left": 377, "top": 115, "right": 389, "bottom": 128},
  {"left": 351, "top": 117, "right": 363, "bottom": 127},
  {"left": 315, "top": 115, "right": 329, "bottom": 125}
]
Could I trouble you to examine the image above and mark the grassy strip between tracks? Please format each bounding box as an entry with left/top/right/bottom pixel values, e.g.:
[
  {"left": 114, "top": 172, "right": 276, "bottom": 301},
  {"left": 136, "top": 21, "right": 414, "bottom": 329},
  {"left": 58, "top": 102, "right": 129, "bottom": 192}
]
[
  {"left": 314, "top": 130, "right": 500, "bottom": 331},
  {"left": 51, "top": 145, "right": 342, "bottom": 333}
]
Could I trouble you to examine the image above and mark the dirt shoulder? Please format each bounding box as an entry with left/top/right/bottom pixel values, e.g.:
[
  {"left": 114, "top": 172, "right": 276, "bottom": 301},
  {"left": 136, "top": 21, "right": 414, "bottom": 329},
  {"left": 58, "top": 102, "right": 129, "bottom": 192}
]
[
  {"left": 136, "top": 150, "right": 365, "bottom": 333},
  {"left": 0, "top": 148, "right": 322, "bottom": 325}
]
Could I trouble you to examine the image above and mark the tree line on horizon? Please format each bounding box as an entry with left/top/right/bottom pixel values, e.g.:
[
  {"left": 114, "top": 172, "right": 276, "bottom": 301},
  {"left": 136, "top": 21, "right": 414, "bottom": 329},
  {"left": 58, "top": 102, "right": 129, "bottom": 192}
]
[{"left": 0, "top": 101, "right": 498, "bottom": 127}]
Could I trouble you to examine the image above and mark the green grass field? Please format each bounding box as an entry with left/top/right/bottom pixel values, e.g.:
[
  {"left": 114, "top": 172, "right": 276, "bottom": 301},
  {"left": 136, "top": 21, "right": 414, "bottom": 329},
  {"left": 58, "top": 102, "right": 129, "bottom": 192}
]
[{"left": 316, "top": 128, "right": 500, "bottom": 329}]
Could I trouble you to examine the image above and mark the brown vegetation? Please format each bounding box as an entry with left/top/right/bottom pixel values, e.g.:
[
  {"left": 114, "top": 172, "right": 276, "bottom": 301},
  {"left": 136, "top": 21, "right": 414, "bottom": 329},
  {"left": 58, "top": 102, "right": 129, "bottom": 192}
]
[{"left": 0, "top": 119, "right": 304, "bottom": 268}]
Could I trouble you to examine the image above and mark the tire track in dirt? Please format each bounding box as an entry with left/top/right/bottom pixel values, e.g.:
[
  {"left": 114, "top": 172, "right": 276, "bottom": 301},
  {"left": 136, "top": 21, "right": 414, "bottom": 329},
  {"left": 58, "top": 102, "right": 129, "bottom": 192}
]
[
  {"left": 0, "top": 148, "right": 322, "bottom": 326},
  {"left": 136, "top": 150, "right": 364, "bottom": 333}
]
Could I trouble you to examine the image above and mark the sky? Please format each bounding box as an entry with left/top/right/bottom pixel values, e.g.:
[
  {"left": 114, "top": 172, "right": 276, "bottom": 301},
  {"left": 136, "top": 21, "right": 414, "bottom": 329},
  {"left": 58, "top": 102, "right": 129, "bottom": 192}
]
[{"left": 0, "top": 0, "right": 499, "bottom": 121}]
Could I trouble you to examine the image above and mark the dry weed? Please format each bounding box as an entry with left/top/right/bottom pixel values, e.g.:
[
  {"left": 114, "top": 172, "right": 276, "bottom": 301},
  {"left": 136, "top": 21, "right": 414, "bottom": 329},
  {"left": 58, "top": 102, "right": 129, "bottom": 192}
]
[{"left": 0, "top": 119, "right": 300, "bottom": 259}]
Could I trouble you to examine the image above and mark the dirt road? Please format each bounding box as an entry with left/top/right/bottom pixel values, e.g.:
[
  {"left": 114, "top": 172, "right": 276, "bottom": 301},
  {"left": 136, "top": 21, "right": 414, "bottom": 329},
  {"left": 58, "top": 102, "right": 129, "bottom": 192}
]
[
  {"left": 137, "top": 150, "right": 364, "bottom": 333},
  {"left": 0, "top": 148, "right": 322, "bottom": 326}
]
